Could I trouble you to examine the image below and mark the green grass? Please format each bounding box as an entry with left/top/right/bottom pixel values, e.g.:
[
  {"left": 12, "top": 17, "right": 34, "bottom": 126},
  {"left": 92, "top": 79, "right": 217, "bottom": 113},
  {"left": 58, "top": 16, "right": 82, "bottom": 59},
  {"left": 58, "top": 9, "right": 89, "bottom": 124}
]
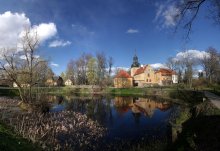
[
  {"left": 0, "top": 86, "right": 207, "bottom": 106},
  {"left": 105, "top": 87, "right": 147, "bottom": 96},
  {"left": 0, "top": 122, "right": 41, "bottom": 151},
  {"left": 0, "top": 88, "right": 19, "bottom": 97}
]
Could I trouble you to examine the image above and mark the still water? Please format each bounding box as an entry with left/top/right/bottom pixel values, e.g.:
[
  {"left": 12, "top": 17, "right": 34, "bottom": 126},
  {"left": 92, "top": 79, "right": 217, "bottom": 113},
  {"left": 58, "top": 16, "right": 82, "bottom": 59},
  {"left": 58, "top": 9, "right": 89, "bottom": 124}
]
[{"left": 48, "top": 95, "right": 177, "bottom": 143}]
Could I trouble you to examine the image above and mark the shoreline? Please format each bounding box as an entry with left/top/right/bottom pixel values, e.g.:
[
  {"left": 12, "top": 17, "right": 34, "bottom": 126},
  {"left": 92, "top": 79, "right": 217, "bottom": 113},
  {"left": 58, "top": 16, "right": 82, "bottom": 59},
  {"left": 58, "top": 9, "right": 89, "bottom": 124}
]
[{"left": 0, "top": 97, "right": 106, "bottom": 150}]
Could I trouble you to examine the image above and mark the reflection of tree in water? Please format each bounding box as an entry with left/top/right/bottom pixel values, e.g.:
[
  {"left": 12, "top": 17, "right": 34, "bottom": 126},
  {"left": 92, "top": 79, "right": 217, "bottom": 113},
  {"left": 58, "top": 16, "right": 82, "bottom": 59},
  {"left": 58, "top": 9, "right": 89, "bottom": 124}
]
[
  {"left": 65, "top": 98, "right": 89, "bottom": 114},
  {"left": 87, "top": 99, "right": 106, "bottom": 123},
  {"left": 65, "top": 97, "right": 108, "bottom": 125},
  {"left": 105, "top": 97, "right": 113, "bottom": 125},
  {"left": 91, "top": 98, "right": 113, "bottom": 125}
]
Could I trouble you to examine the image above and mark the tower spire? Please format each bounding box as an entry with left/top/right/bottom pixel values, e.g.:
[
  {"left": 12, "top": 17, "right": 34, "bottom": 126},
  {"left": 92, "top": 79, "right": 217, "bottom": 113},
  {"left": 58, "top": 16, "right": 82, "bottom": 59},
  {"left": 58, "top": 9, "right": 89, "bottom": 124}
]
[{"left": 131, "top": 50, "right": 140, "bottom": 68}]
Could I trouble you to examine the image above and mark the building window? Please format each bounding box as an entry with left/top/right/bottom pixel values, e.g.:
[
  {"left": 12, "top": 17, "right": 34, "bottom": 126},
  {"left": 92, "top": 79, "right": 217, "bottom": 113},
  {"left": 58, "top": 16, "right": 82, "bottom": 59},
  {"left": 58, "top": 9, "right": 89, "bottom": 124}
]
[
  {"left": 148, "top": 73, "right": 150, "bottom": 77},
  {"left": 146, "top": 79, "right": 148, "bottom": 82},
  {"left": 149, "top": 79, "right": 151, "bottom": 82}
]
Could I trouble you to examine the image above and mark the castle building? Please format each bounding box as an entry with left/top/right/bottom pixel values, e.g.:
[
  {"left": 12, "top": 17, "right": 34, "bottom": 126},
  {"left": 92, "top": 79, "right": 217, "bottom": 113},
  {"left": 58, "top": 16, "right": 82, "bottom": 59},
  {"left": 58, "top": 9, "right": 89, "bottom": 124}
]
[
  {"left": 130, "top": 54, "right": 157, "bottom": 86},
  {"left": 113, "top": 53, "right": 178, "bottom": 88}
]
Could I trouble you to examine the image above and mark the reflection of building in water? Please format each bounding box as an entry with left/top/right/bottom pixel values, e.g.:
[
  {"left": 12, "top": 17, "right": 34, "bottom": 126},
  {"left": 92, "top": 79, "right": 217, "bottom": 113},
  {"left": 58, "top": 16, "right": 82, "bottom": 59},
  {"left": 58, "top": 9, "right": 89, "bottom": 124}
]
[
  {"left": 114, "top": 97, "right": 133, "bottom": 114},
  {"left": 114, "top": 97, "right": 170, "bottom": 118},
  {"left": 65, "top": 96, "right": 72, "bottom": 101},
  {"left": 133, "top": 98, "right": 170, "bottom": 117},
  {"left": 47, "top": 95, "right": 58, "bottom": 102}
]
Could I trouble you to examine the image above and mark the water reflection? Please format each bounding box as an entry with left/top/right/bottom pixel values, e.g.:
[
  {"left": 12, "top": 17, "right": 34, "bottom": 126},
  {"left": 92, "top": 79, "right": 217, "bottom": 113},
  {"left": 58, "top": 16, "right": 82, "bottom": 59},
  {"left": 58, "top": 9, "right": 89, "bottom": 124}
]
[
  {"left": 114, "top": 97, "right": 171, "bottom": 118},
  {"left": 49, "top": 95, "right": 174, "bottom": 140}
]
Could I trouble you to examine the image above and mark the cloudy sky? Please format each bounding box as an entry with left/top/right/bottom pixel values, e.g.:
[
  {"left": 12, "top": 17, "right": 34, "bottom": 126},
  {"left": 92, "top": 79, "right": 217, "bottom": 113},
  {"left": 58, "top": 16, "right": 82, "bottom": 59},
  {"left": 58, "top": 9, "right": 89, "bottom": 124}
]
[{"left": 0, "top": 0, "right": 220, "bottom": 75}]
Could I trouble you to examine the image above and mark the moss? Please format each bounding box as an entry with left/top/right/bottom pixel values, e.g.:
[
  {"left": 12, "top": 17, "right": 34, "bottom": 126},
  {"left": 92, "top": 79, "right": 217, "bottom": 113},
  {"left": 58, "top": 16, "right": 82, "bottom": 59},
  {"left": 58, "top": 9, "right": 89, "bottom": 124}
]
[{"left": 0, "top": 122, "right": 41, "bottom": 151}]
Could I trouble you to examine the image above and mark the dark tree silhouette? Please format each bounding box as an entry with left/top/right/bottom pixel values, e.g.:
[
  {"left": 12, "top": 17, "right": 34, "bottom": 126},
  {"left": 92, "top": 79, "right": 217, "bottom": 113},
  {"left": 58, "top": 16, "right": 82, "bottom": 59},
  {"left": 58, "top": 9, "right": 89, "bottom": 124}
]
[{"left": 57, "top": 76, "right": 64, "bottom": 87}]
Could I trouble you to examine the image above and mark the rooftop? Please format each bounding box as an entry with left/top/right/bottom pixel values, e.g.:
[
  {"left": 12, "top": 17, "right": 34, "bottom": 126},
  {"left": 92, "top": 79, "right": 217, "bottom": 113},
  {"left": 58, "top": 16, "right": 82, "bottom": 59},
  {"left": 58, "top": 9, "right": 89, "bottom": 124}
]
[{"left": 115, "top": 70, "right": 132, "bottom": 78}]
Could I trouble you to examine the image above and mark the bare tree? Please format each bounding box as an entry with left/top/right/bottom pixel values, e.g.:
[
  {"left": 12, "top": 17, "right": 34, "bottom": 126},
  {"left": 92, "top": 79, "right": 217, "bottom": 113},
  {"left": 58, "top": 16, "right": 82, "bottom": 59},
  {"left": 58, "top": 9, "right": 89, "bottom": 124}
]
[
  {"left": 66, "top": 59, "right": 75, "bottom": 83},
  {"left": 173, "top": 51, "right": 197, "bottom": 87},
  {"left": 35, "top": 61, "right": 52, "bottom": 86},
  {"left": 60, "top": 72, "right": 66, "bottom": 81},
  {"left": 164, "top": 0, "right": 220, "bottom": 38},
  {"left": 45, "top": 67, "right": 55, "bottom": 80},
  {"left": 201, "top": 47, "right": 220, "bottom": 84},
  {"left": 75, "top": 53, "right": 92, "bottom": 85},
  {"left": 96, "top": 52, "right": 107, "bottom": 86},
  {"left": 166, "top": 57, "right": 178, "bottom": 70},
  {"left": 0, "top": 28, "right": 47, "bottom": 103},
  {"left": 86, "top": 57, "right": 98, "bottom": 86}
]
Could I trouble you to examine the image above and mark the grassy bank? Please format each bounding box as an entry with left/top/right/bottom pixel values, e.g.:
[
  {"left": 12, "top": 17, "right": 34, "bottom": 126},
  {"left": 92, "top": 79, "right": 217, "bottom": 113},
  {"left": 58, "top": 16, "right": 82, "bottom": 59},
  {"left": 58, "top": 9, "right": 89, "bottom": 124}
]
[
  {"left": 170, "top": 115, "right": 220, "bottom": 151},
  {"left": 0, "top": 122, "right": 40, "bottom": 151},
  {"left": 0, "top": 87, "right": 19, "bottom": 97},
  {"left": 0, "top": 86, "right": 205, "bottom": 105},
  {"left": 169, "top": 101, "right": 220, "bottom": 151}
]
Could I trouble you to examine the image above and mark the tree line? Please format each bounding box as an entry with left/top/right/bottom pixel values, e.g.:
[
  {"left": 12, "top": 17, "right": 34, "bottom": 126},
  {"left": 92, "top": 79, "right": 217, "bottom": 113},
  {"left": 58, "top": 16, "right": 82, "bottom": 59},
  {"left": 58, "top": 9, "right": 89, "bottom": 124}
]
[
  {"left": 166, "top": 47, "right": 220, "bottom": 88},
  {"left": 61, "top": 52, "right": 114, "bottom": 87}
]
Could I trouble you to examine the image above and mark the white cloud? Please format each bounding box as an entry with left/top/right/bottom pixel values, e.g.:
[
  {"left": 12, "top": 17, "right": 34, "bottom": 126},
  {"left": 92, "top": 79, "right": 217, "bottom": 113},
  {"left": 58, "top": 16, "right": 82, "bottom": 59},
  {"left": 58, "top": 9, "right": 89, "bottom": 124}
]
[
  {"left": 49, "top": 40, "right": 71, "bottom": 47},
  {"left": 154, "top": 4, "right": 164, "bottom": 21},
  {"left": 19, "top": 22, "right": 57, "bottom": 44},
  {"left": 150, "top": 63, "right": 167, "bottom": 69},
  {"left": 198, "top": 69, "right": 203, "bottom": 72},
  {"left": 31, "top": 23, "right": 57, "bottom": 43},
  {"left": 51, "top": 62, "right": 59, "bottom": 67},
  {"left": 20, "top": 54, "right": 40, "bottom": 60},
  {"left": 0, "top": 11, "right": 57, "bottom": 49},
  {"left": 114, "top": 67, "right": 130, "bottom": 71},
  {"left": 126, "top": 28, "right": 139, "bottom": 34},
  {"left": 154, "top": 2, "right": 180, "bottom": 28},
  {"left": 162, "top": 5, "right": 180, "bottom": 27},
  {"left": 72, "top": 24, "right": 95, "bottom": 36},
  {"left": 109, "top": 66, "right": 129, "bottom": 76},
  {"left": 0, "top": 11, "right": 30, "bottom": 48},
  {"left": 174, "top": 50, "right": 210, "bottom": 62}
]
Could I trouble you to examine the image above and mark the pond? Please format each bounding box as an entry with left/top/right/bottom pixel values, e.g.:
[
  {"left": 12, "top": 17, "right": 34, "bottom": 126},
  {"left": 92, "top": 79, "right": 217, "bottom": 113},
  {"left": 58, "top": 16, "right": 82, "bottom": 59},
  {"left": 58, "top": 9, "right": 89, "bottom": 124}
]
[{"left": 48, "top": 95, "right": 178, "bottom": 149}]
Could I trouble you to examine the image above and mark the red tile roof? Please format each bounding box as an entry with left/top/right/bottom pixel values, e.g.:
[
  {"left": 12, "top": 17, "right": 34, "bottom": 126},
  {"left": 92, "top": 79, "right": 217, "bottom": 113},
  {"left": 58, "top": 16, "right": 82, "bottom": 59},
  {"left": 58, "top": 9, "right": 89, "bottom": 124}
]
[
  {"left": 155, "top": 68, "right": 176, "bottom": 76},
  {"left": 134, "top": 65, "right": 148, "bottom": 76},
  {"left": 115, "top": 70, "right": 132, "bottom": 78}
]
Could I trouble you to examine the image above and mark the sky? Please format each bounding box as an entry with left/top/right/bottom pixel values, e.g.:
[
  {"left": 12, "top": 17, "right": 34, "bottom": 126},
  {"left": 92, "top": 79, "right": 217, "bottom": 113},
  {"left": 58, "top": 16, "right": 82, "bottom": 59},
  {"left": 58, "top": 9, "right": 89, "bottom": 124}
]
[{"left": 0, "top": 0, "right": 220, "bottom": 75}]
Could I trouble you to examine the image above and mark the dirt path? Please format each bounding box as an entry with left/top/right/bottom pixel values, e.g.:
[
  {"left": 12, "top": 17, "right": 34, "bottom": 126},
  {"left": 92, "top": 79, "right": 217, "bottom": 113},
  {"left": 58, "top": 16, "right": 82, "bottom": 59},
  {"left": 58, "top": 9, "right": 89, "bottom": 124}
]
[{"left": 204, "top": 91, "right": 220, "bottom": 109}]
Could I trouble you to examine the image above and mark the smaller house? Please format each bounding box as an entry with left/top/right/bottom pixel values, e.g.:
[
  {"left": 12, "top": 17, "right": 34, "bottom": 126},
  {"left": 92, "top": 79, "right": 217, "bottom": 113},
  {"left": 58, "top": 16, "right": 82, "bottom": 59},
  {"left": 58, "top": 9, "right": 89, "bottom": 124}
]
[
  {"left": 65, "top": 79, "right": 73, "bottom": 86},
  {"left": 45, "top": 76, "right": 62, "bottom": 86},
  {"left": 114, "top": 70, "right": 133, "bottom": 88},
  {"left": 13, "top": 82, "right": 30, "bottom": 88},
  {"left": 13, "top": 82, "right": 18, "bottom": 88},
  {"left": 155, "top": 68, "right": 178, "bottom": 85},
  {"left": 45, "top": 78, "right": 56, "bottom": 86}
]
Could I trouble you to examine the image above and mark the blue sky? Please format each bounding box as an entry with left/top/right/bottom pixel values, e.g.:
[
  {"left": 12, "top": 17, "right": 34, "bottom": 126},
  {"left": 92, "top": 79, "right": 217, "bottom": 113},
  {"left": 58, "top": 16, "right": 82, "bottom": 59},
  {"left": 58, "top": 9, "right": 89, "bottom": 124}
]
[{"left": 0, "top": 0, "right": 220, "bottom": 75}]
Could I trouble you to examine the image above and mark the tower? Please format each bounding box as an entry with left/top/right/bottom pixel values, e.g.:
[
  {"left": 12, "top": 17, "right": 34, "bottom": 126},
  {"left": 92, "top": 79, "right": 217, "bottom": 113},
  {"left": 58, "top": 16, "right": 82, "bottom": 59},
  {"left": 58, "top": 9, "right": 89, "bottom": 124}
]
[{"left": 131, "top": 52, "right": 140, "bottom": 77}]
